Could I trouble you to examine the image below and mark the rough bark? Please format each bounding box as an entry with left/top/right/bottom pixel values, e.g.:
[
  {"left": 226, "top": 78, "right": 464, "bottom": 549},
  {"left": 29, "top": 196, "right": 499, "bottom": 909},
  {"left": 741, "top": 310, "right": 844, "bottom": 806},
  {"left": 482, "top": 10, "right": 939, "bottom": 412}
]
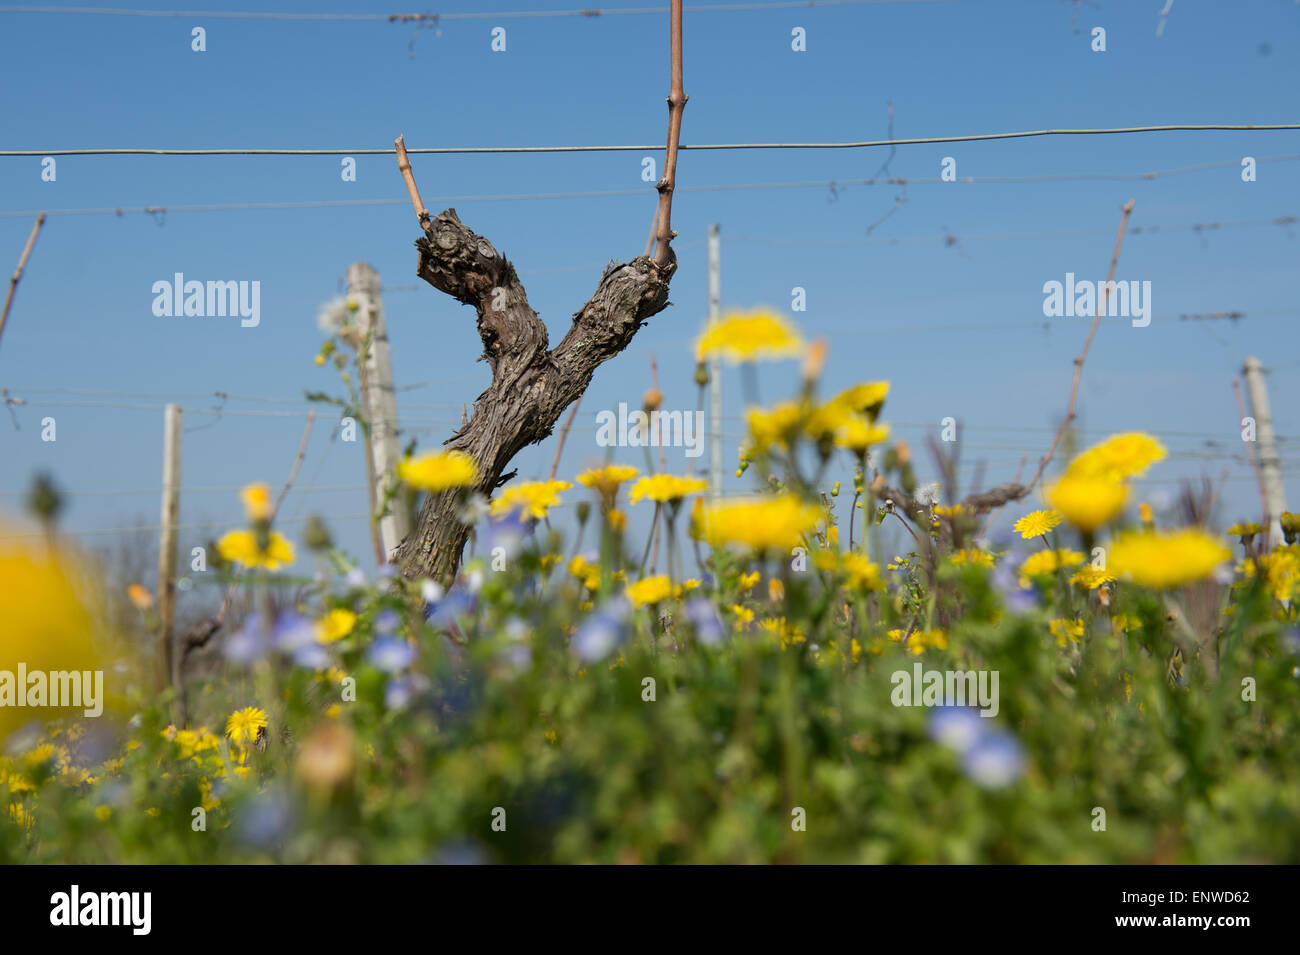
[{"left": 394, "top": 208, "right": 676, "bottom": 582}]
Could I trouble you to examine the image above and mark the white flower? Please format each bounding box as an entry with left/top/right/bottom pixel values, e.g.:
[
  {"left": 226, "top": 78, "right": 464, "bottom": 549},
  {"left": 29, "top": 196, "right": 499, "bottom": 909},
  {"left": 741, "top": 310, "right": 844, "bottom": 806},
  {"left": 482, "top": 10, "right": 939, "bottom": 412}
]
[
  {"left": 457, "top": 492, "right": 490, "bottom": 525},
  {"left": 420, "top": 579, "right": 445, "bottom": 604},
  {"left": 316, "top": 296, "right": 356, "bottom": 336},
  {"left": 915, "top": 483, "right": 942, "bottom": 506}
]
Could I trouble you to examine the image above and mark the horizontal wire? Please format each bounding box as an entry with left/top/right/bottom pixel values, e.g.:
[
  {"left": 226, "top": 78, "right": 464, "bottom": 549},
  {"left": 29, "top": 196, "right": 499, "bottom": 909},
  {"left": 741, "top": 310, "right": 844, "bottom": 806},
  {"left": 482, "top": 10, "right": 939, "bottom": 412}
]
[
  {"left": 6, "top": 125, "right": 1300, "bottom": 159},
  {"left": 0, "top": 1, "right": 952, "bottom": 23},
  {"left": 4, "top": 159, "right": 1296, "bottom": 221},
  {"left": 0, "top": 484, "right": 369, "bottom": 498}
]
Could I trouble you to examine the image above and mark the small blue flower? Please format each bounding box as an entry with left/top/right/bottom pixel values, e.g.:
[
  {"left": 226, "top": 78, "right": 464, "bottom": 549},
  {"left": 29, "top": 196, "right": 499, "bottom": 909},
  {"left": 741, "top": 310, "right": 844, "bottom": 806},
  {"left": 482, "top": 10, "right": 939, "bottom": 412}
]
[
  {"left": 426, "top": 588, "right": 475, "bottom": 626},
  {"left": 272, "top": 612, "right": 317, "bottom": 653},
  {"left": 927, "top": 705, "right": 987, "bottom": 753},
  {"left": 481, "top": 512, "right": 533, "bottom": 561},
  {"left": 292, "top": 642, "right": 330, "bottom": 670},
  {"left": 498, "top": 643, "right": 532, "bottom": 672},
  {"left": 992, "top": 560, "right": 1038, "bottom": 614},
  {"left": 572, "top": 598, "right": 630, "bottom": 662},
  {"left": 685, "top": 598, "right": 726, "bottom": 646},
  {"left": 225, "top": 616, "right": 272, "bottom": 665},
  {"left": 385, "top": 678, "right": 414, "bottom": 711},
  {"left": 961, "top": 731, "right": 1026, "bottom": 789},
  {"left": 374, "top": 609, "right": 401, "bottom": 635},
  {"left": 234, "top": 784, "right": 294, "bottom": 848},
  {"left": 368, "top": 636, "right": 415, "bottom": 673}
]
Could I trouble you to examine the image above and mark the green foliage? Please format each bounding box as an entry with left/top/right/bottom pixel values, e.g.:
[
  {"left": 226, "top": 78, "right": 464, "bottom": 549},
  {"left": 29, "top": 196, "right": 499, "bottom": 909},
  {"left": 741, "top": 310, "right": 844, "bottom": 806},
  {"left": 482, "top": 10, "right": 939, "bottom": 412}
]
[{"left": 5, "top": 529, "right": 1299, "bottom": 865}]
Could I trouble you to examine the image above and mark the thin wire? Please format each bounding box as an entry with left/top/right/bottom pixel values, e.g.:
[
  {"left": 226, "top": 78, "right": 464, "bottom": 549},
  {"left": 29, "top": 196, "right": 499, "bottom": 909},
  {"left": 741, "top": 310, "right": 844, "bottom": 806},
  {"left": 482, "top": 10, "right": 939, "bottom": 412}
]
[
  {"left": 5, "top": 157, "right": 1297, "bottom": 221},
  {"left": 11, "top": 388, "right": 1296, "bottom": 442},
  {"left": 0, "top": 512, "right": 373, "bottom": 541},
  {"left": 732, "top": 213, "right": 1299, "bottom": 247},
  {"left": 0, "top": 1, "right": 952, "bottom": 22},
  {"left": 6, "top": 125, "right": 1300, "bottom": 158},
  {"left": 0, "top": 484, "right": 368, "bottom": 497}
]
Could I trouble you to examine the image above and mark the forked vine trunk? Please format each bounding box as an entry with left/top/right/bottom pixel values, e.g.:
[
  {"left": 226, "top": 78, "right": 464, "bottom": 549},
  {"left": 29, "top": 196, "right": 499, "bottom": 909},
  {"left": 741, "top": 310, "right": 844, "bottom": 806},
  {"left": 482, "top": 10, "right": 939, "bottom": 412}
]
[{"left": 393, "top": 0, "right": 687, "bottom": 583}]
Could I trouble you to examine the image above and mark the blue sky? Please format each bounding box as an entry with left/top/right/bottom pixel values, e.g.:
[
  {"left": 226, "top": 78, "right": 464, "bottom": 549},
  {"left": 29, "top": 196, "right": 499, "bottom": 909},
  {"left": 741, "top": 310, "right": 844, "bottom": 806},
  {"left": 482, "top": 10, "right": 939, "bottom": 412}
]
[{"left": 1, "top": 0, "right": 1298, "bottom": 570}]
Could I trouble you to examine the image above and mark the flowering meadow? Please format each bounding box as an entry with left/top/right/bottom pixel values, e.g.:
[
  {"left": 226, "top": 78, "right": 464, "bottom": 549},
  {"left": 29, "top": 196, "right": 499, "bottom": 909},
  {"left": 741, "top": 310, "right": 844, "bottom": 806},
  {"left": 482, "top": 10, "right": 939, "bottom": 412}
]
[{"left": 4, "top": 310, "right": 1300, "bottom": 865}]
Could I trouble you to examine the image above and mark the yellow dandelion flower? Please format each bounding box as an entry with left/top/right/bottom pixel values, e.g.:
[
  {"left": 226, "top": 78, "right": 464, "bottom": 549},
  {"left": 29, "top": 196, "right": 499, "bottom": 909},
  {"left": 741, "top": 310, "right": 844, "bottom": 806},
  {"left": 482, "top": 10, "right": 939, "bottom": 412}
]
[
  {"left": 1012, "top": 509, "right": 1062, "bottom": 539},
  {"left": 833, "top": 417, "right": 891, "bottom": 453},
  {"left": 1107, "top": 529, "right": 1232, "bottom": 590},
  {"left": 316, "top": 608, "right": 357, "bottom": 644},
  {"left": 696, "top": 308, "right": 804, "bottom": 363},
  {"left": 746, "top": 402, "right": 803, "bottom": 453},
  {"left": 225, "top": 706, "right": 268, "bottom": 746},
  {"left": 240, "top": 482, "right": 273, "bottom": 522},
  {"left": 1046, "top": 474, "right": 1128, "bottom": 532},
  {"left": 490, "top": 480, "right": 572, "bottom": 520},
  {"left": 0, "top": 541, "right": 106, "bottom": 740},
  {"left": 1067, "top": 432, "right": 1167, "bottom": 482},
  {"left": 216, "top": 529, "right": 296, "bottom": 570},
  {"left": 1226, "top": 521, "right": 1263, "bottom": 540},
  {"left": 832, "top": 381, "right": 890, "bottom": 420},
  {"left": 397, "top": 450, "right": 479, "bottom": 492},
  {"left": 568, "top": 555, "right": 601, "bottom": 591},
  {"left": 701, "top": 494, "right": 822, "bottom": 552},
  {"left": 1019, "top": 548, "right": 1085, "bottom": 587},
  {"left": 627, "top": 474, "right": 708, "bottom": 505},
  {"left": 730, "top": 604, "right": 754, "bottom": 626},
  {"left": 1240, "top": 547, "right": 1299, "bottom": 601},
  {"left": 576, "top": 464, "right": 639, "bottom": 501},
  {"left": 1049, "top": 617, "right": 1085, "bottom": 647},
  {"left": 802, "top": 399, "right": 853, "bottom": 443},
  {"left": 1111, "top": 613, "right": 1141, "bottom": 634},
  {"left": 905, "top": 629, "right": 948, "bottom": 655},
  {"left": 626, "top": 575, "right": 674, "bottom": 608},
  {"left": 1070, "top": 566, "right": 1116, "bottom": 589},
  {"left": 840, "top": 552, "right": 884, "bottom": 589},
  {"left": 738, "top": 570, "right": 761, "bottom": 592},
  {"left": 760, "top": 616, "right": 805, "bottom": 649},
  {"left": 24, "top": 744, "right": 58, "bottom": 767},
  {"left": 951, "top": 548, "right": 995, "bottom": 567}
]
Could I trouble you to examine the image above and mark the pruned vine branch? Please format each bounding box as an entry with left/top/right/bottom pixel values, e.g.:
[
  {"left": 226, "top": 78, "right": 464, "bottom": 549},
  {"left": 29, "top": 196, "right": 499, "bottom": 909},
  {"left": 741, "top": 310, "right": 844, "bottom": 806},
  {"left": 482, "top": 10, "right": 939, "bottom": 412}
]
[
  {"left": 1022, "top": 197, "right": 1136, "bottom": 494},
  {"left": 644, "top": 0, "right": 687, "bottom": 267}
]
